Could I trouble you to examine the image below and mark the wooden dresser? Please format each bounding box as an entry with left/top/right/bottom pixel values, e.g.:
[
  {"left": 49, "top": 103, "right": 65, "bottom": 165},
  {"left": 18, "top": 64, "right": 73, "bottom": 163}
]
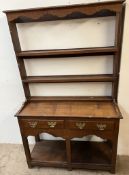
[{"left": 4, "top": 0, "right": 125, "bottom": 173}]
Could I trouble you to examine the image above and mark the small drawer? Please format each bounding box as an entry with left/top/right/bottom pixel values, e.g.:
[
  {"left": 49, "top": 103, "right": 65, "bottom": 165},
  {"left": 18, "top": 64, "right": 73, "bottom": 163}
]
[
  {"left": 67, "top": 120, "right": 114, "bottom": 131},
  {"left": 20, "top": 119, "right": 64, "bottom": 129}
]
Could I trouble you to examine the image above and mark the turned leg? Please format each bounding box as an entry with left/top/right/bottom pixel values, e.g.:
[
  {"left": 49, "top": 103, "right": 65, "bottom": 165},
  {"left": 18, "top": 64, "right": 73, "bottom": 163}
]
[
  {"left": 21, "top": 135, "right": 32, "bottom": 168},
  {"left": 66, "top": 139, "right": 72, "bottom": 171}
]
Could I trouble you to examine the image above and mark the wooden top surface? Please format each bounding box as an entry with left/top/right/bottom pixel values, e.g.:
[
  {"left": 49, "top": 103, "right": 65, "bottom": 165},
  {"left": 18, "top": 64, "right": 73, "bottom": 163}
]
[{"left": 17, "top": 101, "right": 122, "bottom": 118}]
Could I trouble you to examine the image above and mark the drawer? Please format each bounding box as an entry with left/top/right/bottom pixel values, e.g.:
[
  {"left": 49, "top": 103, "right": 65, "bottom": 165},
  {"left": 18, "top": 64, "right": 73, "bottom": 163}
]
[
  {"left": 67, "top": 120, "right": 114, "bottom": 131},
  {"left": 20, "top": 119, "right": 64, "bottom": 129}
]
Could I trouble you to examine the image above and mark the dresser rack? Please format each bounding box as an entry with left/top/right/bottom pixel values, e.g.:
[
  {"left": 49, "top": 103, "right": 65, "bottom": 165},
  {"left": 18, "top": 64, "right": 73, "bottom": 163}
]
[{"left": 4, "top": 0, "right": 125, "bottom": 173}]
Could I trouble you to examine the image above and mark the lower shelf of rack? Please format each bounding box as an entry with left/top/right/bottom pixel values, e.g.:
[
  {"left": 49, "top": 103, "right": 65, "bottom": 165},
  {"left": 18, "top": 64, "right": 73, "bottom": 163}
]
[{"left": 31, "top": 140, "right": 112, "bottom": 170}]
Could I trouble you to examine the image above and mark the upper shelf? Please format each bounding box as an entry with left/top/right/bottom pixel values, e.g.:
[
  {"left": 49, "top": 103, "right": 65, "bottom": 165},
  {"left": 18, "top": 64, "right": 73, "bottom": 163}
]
[
  {"left": 22, "top": 74, "right": 117, "bottom": 83},
  {"left": 16, "top": 47, "right": 117, "bottom": 58},
  {"left": 4, "top": 0, "right": 125, "bottom": 23}
]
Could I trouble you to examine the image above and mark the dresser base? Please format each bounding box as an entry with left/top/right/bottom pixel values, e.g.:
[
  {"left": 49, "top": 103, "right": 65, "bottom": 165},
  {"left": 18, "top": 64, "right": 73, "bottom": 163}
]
[{"left": 17, "top": 100, "right": 121, "bottom": 174}]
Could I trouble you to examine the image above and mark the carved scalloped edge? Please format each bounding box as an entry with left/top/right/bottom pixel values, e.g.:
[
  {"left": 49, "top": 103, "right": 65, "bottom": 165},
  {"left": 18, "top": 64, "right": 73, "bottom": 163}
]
[
  {"left": 12, "top": 9, "right": 116, "bottom": 23},
  {"left": 26, "top": 131, "right": 113, "bottom": 141}
]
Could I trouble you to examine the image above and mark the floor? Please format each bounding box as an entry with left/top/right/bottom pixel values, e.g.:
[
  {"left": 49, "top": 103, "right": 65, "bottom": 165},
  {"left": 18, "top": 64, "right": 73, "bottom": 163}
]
[{"left": 0, "top": 144, "right": 129, "bottom": 175}]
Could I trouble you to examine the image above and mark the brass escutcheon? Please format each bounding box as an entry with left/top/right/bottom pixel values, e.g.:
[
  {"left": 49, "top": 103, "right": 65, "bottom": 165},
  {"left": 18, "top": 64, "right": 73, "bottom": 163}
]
[
  {"left": 28, "top": 121, "right": 38, "bottom": 128},
  {"left": 48, "top": 121, "right": 57, "bottom": 128},
  {"left": 76, "top": 122, "right": 86, "bottom": 130},
  {"left": 97, "top": 124, "right": 107, "bottom": 131}
]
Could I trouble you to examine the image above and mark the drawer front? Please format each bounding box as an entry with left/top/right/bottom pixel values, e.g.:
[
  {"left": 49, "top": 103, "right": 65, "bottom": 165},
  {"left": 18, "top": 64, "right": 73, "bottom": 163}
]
[
  {"left": 20, "top": 119, "right": 64, "bottom": 129},
  {"left": 67, "top": 120, "right": 114, "bottom": 131}
]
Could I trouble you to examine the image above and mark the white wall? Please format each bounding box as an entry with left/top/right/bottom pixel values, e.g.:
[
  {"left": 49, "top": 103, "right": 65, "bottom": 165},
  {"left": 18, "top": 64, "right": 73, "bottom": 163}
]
[{"left": 0, "top": 0, "right": 129, "bottom": 155}]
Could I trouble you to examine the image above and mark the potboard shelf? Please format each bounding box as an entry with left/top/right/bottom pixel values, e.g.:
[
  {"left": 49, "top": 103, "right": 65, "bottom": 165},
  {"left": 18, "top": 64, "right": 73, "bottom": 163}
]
[{"left": 30, "top": 140, "right": 112, "bottom": 169}]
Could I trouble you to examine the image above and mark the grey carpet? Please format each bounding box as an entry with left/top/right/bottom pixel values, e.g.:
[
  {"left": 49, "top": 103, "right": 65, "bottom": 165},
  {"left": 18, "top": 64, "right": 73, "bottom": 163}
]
[{"left": 0, "top": 144, "right": 128, "bottom": 175}]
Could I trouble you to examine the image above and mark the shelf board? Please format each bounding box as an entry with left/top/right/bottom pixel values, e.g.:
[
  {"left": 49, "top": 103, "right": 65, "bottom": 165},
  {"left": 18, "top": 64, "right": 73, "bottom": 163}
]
[
  {"left": 29, "top": 96, "right": 113, "bottom": 101},
  {"left": 31, "top": 140, "right": 67, "bottom": 167},
  {"left": 71, "top": 141, "right": 111, "bottom": 165},
  {"left": 22, "top": 75, "right": 117, "bottom": 83},
  {"left": 17, "top": 47, "right": 117, "bottom": 58},
  {"left": 31, "top": 140, "right": 111, "bottom": 169}
]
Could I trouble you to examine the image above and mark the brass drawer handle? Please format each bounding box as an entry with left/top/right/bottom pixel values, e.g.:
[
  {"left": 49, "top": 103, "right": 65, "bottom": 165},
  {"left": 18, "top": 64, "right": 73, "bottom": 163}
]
[
  {"left": 28, "top": 121, "right": 38, "bottom": 128},
  {"left": 97, "top": 124, "right": 107, "bottom": 131},
  {"left": 48, "top": 121, "right": 57, "bottom": 128},
  {"left": 76, "top": 122, "right": 86, "bottom": 130}
]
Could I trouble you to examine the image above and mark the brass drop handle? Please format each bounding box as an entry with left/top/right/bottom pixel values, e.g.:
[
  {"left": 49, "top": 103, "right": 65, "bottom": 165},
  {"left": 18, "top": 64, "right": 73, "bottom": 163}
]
[
  {"left": 28, "top": 121, "right": 38, "bottom": 128},
  {"left": 97, "top": 124, "right": 107, "bottom": 131},
  {"left": 76, "top": 122, "right": 86, "bottom": 130},
  {"left": 48, "top": 121, "right": 57, "bottom": 128}
]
